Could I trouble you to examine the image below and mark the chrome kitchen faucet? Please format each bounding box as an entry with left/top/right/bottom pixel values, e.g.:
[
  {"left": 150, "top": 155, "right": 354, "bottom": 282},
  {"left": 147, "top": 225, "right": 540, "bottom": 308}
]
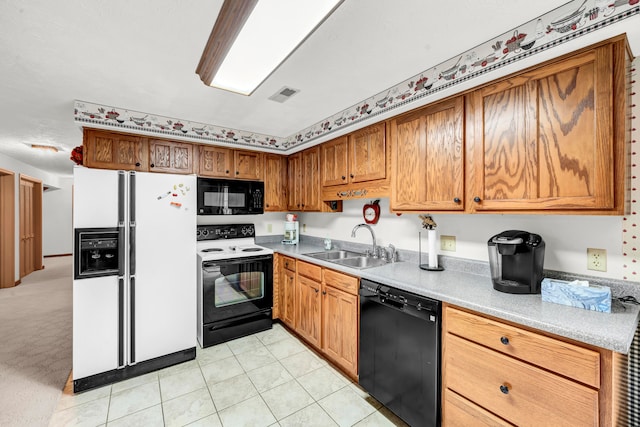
[{"left": 351, "top": 223, "right": 378, "bottom": 258}]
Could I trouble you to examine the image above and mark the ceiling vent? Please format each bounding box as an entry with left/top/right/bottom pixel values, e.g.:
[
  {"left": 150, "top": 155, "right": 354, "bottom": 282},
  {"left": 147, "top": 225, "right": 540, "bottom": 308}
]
[{"left": 268, "top": 86, "right": 300, "bottom": 103}]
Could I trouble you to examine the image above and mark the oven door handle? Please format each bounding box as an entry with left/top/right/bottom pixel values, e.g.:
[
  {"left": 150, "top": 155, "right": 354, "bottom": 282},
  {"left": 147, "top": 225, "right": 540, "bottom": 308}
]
[{"left": 203, "top": 254, "right": 272, "bottom": 268}]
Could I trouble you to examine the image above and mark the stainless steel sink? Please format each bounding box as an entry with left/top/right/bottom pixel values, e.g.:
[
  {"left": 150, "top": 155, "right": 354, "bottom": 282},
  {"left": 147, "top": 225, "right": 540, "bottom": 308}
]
[
  {"left": 305, "top": 250, "right": 363, "bottom": 260},
  {"left": 332, "top": 256, "right": 390, "bottom": 269}
]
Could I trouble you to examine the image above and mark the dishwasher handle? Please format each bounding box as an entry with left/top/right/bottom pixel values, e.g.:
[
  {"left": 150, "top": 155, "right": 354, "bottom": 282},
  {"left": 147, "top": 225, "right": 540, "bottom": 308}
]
[
  {"left": 362, "top": 292, "right": 437, "bottom": 322},
  {"left": 379, "top": 295, "right": 405, "bottom": 310}
]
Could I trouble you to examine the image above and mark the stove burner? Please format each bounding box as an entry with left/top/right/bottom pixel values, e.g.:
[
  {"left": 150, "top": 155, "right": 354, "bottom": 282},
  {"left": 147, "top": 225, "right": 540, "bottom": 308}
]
[
  {"left": 202, "top": 248, "right": 224, "bottom": 253},
  {"left": 242, "top": 248, "right": 263, "bottom": 252}
]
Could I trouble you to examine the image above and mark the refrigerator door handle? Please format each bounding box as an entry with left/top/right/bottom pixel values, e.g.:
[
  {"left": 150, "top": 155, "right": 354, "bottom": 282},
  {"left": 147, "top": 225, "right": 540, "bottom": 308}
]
[
  {"left": 129, "top": 275, "right": 136, "bottom": 365},
  {"left": 129, "top": 172, "right": 136, "bottom": 276},
  {"left": 117, "top": 277, "right": 125, "bottom": 368},
  {"left": 118, "top": 171, "right": 126, "bottom": 227},
  {"left": 118, "top": 171, "right": 126, "bottom": 276}
]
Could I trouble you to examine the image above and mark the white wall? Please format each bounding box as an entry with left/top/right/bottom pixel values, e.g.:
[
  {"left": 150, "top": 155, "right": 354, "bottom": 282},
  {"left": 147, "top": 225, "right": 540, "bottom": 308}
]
[{"left": 42, "top": 177, "right": 73, "bottom": 256}]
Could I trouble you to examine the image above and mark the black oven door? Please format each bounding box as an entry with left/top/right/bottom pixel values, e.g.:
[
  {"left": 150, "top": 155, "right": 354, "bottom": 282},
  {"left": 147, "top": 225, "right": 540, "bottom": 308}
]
[
  {"left": 197, "top": 178, "right": 264, "bottom": 215},
  {"left": 202, "top": 254, "right": 273, "bottom": 323}
]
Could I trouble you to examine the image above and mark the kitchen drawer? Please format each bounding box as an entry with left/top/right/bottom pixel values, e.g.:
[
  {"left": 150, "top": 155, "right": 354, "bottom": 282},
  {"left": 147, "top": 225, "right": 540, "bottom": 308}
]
[
  {"left": 297, "top": 260, "right": 322, "bottom": 282},
  {"left": 443, "top": 389, "right": 513, "bottom": 427},
  {"left": 323, "top": 268, "right": 358, "bottom": 295},
  {"left": 445, "top": 306, "right": 600, "bottom": 388},
  {"left": 444, "top": 334, "right": 599, "bottom": 427},
  {"left": 282, "top": 256, "right": 296, "bottom": 272}
]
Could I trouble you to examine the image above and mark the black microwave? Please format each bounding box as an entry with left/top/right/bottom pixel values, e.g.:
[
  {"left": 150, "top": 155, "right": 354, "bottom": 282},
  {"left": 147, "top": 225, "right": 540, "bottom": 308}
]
[{"left": 197, "top": 177, "right": 264, "bottom": 215}]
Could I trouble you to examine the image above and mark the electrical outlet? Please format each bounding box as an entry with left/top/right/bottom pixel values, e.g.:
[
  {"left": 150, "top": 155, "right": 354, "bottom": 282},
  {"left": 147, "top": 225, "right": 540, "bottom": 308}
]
[
  {"left": 587, "top": 248, "right": 607, "bottom": 272},
  {"left": 441, "top": 235, "right": 456, "bottom": 252},
  {"left": 267, "top": 223, "right": 272, "bottom": 233}
]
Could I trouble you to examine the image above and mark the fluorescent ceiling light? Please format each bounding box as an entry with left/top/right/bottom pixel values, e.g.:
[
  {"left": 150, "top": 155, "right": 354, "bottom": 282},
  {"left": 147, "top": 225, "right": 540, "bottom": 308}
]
[{"left": 196, "top": 0, "right": 342, "bottom": 96}]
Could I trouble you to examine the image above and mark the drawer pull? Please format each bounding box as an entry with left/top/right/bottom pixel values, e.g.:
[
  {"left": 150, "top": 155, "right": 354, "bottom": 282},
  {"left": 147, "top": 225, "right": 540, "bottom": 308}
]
[
  {"left": 500, "top": 336, "right": 510, "bottom": 345},
  {"left": 500, "top": 384, "right": 510, "bottom": 394}
]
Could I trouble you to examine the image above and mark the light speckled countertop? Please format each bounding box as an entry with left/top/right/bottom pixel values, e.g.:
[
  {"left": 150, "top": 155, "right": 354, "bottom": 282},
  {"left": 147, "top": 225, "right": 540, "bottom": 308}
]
[{"left": 263, "top": 242, "right": 640, "bottom": 354}]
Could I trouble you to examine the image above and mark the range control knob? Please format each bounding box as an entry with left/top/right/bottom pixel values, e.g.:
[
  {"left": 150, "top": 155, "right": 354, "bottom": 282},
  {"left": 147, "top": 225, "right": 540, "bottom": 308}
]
[{"left": 202, "top": 229, "right": 209, "bottom": 237}]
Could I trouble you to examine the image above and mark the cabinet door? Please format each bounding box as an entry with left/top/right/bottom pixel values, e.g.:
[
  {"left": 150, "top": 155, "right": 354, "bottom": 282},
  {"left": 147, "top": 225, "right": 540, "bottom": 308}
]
[
  {"left": 349, "top": 122, "right": 386, "bottom": 184},
  {"left": 302, "top": 147, "right": 321, "bottom": 211},
  {"left": 149, "top": 139, "right": 194, "bottom": 174},
  {"left": 390, "top": 96, "right": 464, "bottom": 211},
  {"left": 296, "top": 275, "right": 321, "bottom": 348},
  {"left": 235, "top": 150, "right": 263, "bottom": 180},
  {"left": 282, "top": 268, "right": 296, "bottom": 329},
  {"left": 468, "top": 45, "right": 614, "bottom": 212},
  {"left": 264, "top": 154, "right": 287, "bottom": 211},
  {"left": 287, "top": 153, "right": 302, "bottom": 211},
  {"left": 321, "top": 136, "right": 349, "bottom": 187},
  {"left": 198, "top": 146, "right": 233, "bottom": 177},
  {"left": 322, "top": 284, "right": 358, "bottom": 377},
  {"left": 83, "top": 129, "right": 149, "bottom": 171}
]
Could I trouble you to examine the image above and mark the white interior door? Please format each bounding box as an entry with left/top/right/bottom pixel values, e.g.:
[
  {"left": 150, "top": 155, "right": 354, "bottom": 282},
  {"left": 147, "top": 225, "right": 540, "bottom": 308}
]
[{"left": 131, "top": 172, "right": 196, "bottom": 364}]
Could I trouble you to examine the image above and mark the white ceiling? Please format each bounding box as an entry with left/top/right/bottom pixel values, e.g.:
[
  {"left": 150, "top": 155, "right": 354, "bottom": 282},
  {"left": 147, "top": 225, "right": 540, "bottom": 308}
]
[{"left": 0, "top": 0, "right": 637, "bottom": 178}]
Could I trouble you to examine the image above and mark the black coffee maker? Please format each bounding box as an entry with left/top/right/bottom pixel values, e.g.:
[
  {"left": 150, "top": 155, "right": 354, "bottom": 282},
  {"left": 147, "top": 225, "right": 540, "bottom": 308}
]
[{"left": 488, "top": 230, "right": 545, "bottom": 294}]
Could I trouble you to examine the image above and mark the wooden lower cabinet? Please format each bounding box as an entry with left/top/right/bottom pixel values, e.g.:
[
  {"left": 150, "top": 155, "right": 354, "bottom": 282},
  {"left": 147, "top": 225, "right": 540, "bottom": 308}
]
[
  {"left": 277, "top": 255, "right": 296, "bottom": 329},
  {"left": 443, "top": 389, "right": 511, "bottom": 427},
  {"left": 274, "top": 258, "right": 359, "bottom": 378},
  {"left": 322, "top": 280, "right": 358, "bottom": 376},
  {"left": 442, "top": 304, "right": 620, "bottom": 427},
  {"left": 297, "top": 274, "right": 322, "bottom": 348}
]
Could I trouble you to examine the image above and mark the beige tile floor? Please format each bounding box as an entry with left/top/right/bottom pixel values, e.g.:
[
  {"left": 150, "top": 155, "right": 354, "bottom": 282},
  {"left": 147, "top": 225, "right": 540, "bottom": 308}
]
[{"left": 50, "top": 323, "right": 408, "bottom": 427}]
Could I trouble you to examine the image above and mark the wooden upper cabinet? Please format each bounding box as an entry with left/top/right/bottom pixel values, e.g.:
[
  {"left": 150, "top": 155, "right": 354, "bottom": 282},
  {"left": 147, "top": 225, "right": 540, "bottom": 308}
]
[
  {"left": 349, "top": 123, "right": 386, "bottom": 183},
  {"left": 287, "top": 153, "right": 302, "bottom": 211},
  {"left": 198, "top": 147, "right": 263, "bottom": 180},
  {"left": 83, "top": 129, "right": 149, "bottom": 171},
  {"left": 234, "top": 150, "right": 263, "bottom": 180},
  {"left": 149, "top": 139, "right": 194, "bottom": 174},
  {"left": 198, "top": 146, "right": 233, "bottom": 177},
  {"left": 321, "top": 136, "right": 349, "bottom": 187},
  {"left": 320, "top": 123, "right": 388, "bottom": 195},
  {"left": 302, "top": 146, "right": 321, "bottom": 211},
  {"left": 467, "top": 42, "right": 618, "bottom": 212},
  {"left": 264, "top": 153, "right": 287, "bottom": 211},
  {"left": 390, "top": 96, "right": 465, "bottom": 211}
]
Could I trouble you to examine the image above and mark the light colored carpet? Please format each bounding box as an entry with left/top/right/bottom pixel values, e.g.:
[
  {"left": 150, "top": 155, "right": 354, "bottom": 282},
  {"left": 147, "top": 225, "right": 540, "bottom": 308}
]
[{"left": 0, "top": 256, "right": 72, "bottom": 427}]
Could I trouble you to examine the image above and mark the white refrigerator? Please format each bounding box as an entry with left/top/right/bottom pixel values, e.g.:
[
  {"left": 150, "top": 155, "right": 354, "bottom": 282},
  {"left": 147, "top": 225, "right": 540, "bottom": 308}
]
[{"left": 72, "top": 166, "right": 196, "bottom": 392}]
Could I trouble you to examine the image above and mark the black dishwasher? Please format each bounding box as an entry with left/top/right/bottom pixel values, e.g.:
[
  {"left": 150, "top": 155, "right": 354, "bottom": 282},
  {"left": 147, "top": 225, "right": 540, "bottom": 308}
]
[{"left": 359, "top": 279, "right": 441, "bottom": 427}]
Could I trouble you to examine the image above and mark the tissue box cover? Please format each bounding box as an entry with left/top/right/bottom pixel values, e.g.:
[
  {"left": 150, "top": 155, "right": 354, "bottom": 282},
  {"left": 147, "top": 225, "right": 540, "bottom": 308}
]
[{"left": 541, "top": 278, "right": 611, "bottom": 313}]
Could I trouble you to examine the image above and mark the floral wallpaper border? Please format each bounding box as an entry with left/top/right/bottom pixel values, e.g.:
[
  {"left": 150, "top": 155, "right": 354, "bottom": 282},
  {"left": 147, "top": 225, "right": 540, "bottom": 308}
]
[{"left": 74, "top": 0, "right": 639, "bottom": 151}]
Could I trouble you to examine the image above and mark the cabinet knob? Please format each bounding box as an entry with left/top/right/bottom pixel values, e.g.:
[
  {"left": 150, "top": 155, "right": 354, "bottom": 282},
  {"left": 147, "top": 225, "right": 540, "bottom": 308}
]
[
  {"left": 453, "top": 197, "right": 461, "bottom": 203},
  {"left": 235, "top": 171, "right": 239, "bottom": 175},
  {"left": 225, "top": 170, "right": 229, "bottom": 174},
  {"left": 500, "top": 336, "right": 509, "bottom": 345},
  {"left": 314, "top": 288, "right": 319, "bottom": 293},
  {"left": 265, "top": 204, "right": 270, "bottom": 208},
  {"left": 322, "top": 290, "right": 327, "bottom": 295},
  {"left": 500, "top": 384, "right": 509, "bottom": 395},
  {"left": 150, "top": 163, "right": 155, "bottom": 168},
  {"left": 135, "top": 162, "right": 141, "bottom": 167},
  {"left": 341, "top": 176, "right": 346, "bottom": 180},
  {"left": 473, "top": 196, "right": 481, "bottom": 203},
  {"left": 350, "top": 174, "right": 354, "bottom": 178}
]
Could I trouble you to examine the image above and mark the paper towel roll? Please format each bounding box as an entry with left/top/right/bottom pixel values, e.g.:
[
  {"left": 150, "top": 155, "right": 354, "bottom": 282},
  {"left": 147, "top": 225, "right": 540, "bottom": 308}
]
[{"left": 428, "top": 229, "right": 437, "bottom": 268}]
